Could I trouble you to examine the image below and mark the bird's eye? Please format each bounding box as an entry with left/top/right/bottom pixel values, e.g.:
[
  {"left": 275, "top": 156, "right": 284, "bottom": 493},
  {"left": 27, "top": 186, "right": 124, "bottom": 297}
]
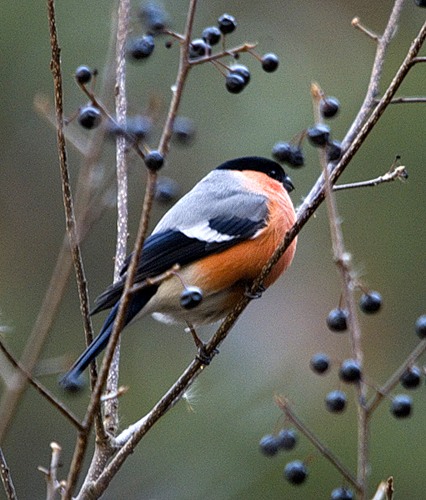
[{"left": 268, "top": 169, "right": 280, "bottom": 180}]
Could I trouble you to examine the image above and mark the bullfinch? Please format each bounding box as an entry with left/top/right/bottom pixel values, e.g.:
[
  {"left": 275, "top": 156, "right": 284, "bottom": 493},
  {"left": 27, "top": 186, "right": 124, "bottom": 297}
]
[{"left": 60, "top": 156, "right": 297, "bottom": 389}]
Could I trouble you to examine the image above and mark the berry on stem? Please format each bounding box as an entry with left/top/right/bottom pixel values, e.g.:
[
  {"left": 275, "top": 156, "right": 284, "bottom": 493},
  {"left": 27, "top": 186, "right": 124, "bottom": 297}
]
[
  {"left": 189, "top": 39, "right": 211, "bottom": 59},
  {"left": 359, "top": 291, "right": 382, "bottom": 314},
  {"left": 225, "top": 72, "right": 246, "bottom": 94},
  {"left": 202, "top": 26, "right": 221, "bottom": 45},
  {"left": 326, "top": 140, "right": 342, "bottom": 162},
  {"left": 390, "top": 394, "right": 412, "bottom": 418},
  {"left": 144, "top": 150, "right": 164, "bottom": 171},
  {"left": 154, "top": 176, "right": 180, "bottom": 204},
  {"left": 75, "top": 65, "right": 92, "bottom": 85},
  {"left": 126, "top": 115, "right": 152, "bottom": 142},
  {"left": 307, "top": 124, "right": 331, "bottom": 147},
  {"left": 400, "top": 365, "right": 422, "bottom": 389},
  {"left": 180, "top": 286, "right": 203, "bottom": 309},
  {"left": 259, "top": 434, "right": 280, "bottom": 456},
  {"left": 320, "top": 96, "right": 340, "bottom": 118},
  {"left": 284, "top": 460, "right": 308, "bottom": 485},
  {"left": 172, "top": 116, "right": 196, "bottom": 145},
  {"left": 326, "top": 308, "right": 348, "bottom": 332},
  {"left": 331, "top": 487, "right": 355, "bottom": 500},
  {"left": 127, "top": 35, "right": 155, "bottom": 60},
  {"left": 325, "top": 390, "right": 347, "bottom": 413},
  {"left": 218, "top": 13, "right": 237, "bottom": 34},
  {"left": 415, "top": 314, "right": 426, "bottom": 338},
  {"left": 229, "top": 64, "right": 251, "bottom": 85},
  {"left": 139, "top": 1, "right": 169, "bottom": 34},
  {"left": 261, "top": 53, "right": 279, "bottom": 73},
  {"left": 310, "top": 353, "right": 330, "bottom": 374},
  {"left": 338, "top": 359, "right": 362, "bottom": 383},
  {"left": 78, "top": 105, "right": 102, "bottom": 129},
  {"left": 272, "top": 142, "right": 304, "bottom": 167},
  {"left": 277, "top": 429, "right": 298, "bottom": 451}
]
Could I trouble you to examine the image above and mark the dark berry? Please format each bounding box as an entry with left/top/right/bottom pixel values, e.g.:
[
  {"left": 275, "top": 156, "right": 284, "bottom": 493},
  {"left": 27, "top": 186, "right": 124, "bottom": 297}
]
[
  {"left": 325, "top": 390, "right": 347, "bottom": 413},
  {"left": 127, "top": 35, "right": 155, "bottom": 60},
  {"left": 326, "top": 308, "right": 348, "bottom": 332},
  {"left": 339, "top": 359, "right": 362, "bottom": 383},
  {"left": 277, "top": 429, "right": 297, "bottom": 451},
  {"left": 225, "top": 72, "right": 246, "bottom": 94},
  {"left": 307, "top": 124, "right": 331, "bottom": 147},
  {"left": 172, "top": 116, "right": 196, "bottom": 145},
  {"left": 202, "top": 26, "right": 221, "bottom": 45},
  {"left": 415, "top": 314, "right": 426, "bottom": 338},
  {"left": 272, "top": 142, "right": 304, "bottom": 168},
  {"left": 326, "top": 140, "right": 342, "bottom": 162},
  {"left": 359, "top": 291, "right": 382, "bottom": 314},
  {"left": 144, "top": 150, "right": 164, "bottom": 171},
  {"left": 261, "top": 53, "right": 279, "bottom": 73},
  {"left": 331, "top": 486, "right": 355, "bottom": 500},
  {"left": 126, "top": 115, "right": 152, "bottom": 141},
  {"left": 259, "top": 434, "right": 279, "bottom": 456},
  {"left": 218, "top": 13, "right": 237, "bottom": 34},
  {"left": 310, "top": 353, "right": 330, "bottom": 374},
  {"left": 284, "top": 460, "right": 308, "bottom": 485},
  {"left": 415, "top": 0, "right": 426, "bottom": 6},
  {"left": 320, "top": 96, "right": 340, "bottom": 119},
  {"left": 390, "top": 394, "right": 412, "bottom": 418},
  {"left": 75, "top": 65, "right": 92, "bottom": 85},
  {"left": 400, "top": 366, "right": 422, "bottom": 389},
  {"left": 180, "top": 286, "right": 203, "bottom": 309},
  {"left": 154, "top": 176, "right": 180, "bottom": 204},
  {"left": 229, "top": 64, "right": 251, "bottom": 85},
  {"left": 78, "top": 105, "right": 102, "bottom": 129},
  {"left": 139, "top": 1, "right": 169, "bottom": 34},
  {"left": 189, "top": 39, "right": 211, "bottom": 59}
]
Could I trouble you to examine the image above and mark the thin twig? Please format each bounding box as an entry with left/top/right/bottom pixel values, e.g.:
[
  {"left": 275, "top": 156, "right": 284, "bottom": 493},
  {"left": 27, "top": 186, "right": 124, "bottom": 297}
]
[
  {"left": 343, "top": 0, "right": 406, "bottom": 150},
  {"left": 0, "top": 339, "right": 83, "bottom": 431},
  {"left": 188, "top": 42, "right": 257, "bottom": 66},
  {"left": 311, "top": 80, "right": 369, "bottom": 495},
  {"left": 384, "top": 96, "right": 426, "bottom": 104},
  {"left": 333, "top": 165, "right": 408, "bottom": 191},
  {"left": 47, "top": 0, "right": 94, "bottom": 362},
  {"left": 104, "top": 0, "right": 131, "bottom": 441},
  {"left": 351, "top": 17, "right": 380, "bottom": 42},
  {"left": 45, "top": 442, "right": 63, "bottom": 500},
  {"left": 366, "top": 338, "right": 426, "bottom": 415},
  {"left": 75, "top": 0, "right": 132, "bottom": 492},
  {"left": 371, "top": 477, "right": 394, "bottom": 500},
  {"left": 0, "top": 448, "right": 17, "bottom": 500},
  {"left": 274, "top": 396, "right": 360, "bottom": 491}
]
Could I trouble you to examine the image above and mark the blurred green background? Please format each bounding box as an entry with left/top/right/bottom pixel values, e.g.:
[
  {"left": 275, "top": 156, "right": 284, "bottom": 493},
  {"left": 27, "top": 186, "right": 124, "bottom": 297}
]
[{"left": 1, "top": 1, "right": 425, "bottom": 498}]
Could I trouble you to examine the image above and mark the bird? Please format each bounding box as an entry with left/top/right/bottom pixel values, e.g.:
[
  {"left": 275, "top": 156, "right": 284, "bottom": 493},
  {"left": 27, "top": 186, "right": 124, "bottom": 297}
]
[{"left": 60, "top": 156, "right": 297, "bottom": 390}]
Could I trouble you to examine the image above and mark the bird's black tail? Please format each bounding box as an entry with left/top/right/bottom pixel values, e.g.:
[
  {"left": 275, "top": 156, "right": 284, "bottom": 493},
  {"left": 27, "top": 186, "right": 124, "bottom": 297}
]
[
  {"left": 59, "top": 286, "right": 157, "bottom": 391},
  {"left": 59, "top": 303, "right": 119, "bottom": 391}
]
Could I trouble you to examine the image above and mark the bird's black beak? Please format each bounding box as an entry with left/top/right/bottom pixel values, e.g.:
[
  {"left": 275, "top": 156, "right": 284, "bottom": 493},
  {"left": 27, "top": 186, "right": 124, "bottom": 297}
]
[{"left": 283, "top": 174, "right": 295, "bottom": 193}]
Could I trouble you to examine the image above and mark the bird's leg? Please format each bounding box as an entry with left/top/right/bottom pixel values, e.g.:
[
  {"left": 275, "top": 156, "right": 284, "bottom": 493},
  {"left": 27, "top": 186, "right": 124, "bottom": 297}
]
[
  {"left": 244, "top": 283, "right": 266, "bottom": 299},
  {"left": 185, "top": 322, "right": 217, "bottom": 365}
]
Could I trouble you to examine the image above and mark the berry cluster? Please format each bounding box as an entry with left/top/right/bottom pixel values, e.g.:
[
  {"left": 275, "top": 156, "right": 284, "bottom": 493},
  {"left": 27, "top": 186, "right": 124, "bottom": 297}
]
[
  {"left": 259, "top": 426, "right": 354, "bottom": 496},
  {"left": 127, "top": 2, "right": 170, "bottom": 61},
  {"left": 272, "top": 93, "right": 343, "bottom": 168},
  {"left": 71, "top": 5, "right": 281, "bottom": 174},
  {"left": 270, "top": 308, "right": 424, "bottom": 492},
  {"left": 190, "top": 13, "right": 280, "bottom": 94}
]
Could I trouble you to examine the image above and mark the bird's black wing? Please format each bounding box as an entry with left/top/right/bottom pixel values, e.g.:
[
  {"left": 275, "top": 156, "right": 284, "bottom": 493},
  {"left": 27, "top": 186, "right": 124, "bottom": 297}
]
[{"left": 91, "top": 215, "right": 266, "bottom": 315}]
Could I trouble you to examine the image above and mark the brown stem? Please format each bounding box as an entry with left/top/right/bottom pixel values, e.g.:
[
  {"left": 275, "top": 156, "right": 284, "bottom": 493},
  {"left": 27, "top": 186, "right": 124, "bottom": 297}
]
[
  {"left": 0, "top": 448, "right": 17, "bottom": 500},
  {"left": 275, "top": 396, "right": 361, "bottom": 492}
]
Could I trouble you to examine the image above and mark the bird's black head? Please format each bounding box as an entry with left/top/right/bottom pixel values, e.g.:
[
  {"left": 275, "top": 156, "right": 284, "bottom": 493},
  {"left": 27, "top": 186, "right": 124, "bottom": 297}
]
[{"left": 216, "top": 156, "right": 295, "bottom": 193}]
